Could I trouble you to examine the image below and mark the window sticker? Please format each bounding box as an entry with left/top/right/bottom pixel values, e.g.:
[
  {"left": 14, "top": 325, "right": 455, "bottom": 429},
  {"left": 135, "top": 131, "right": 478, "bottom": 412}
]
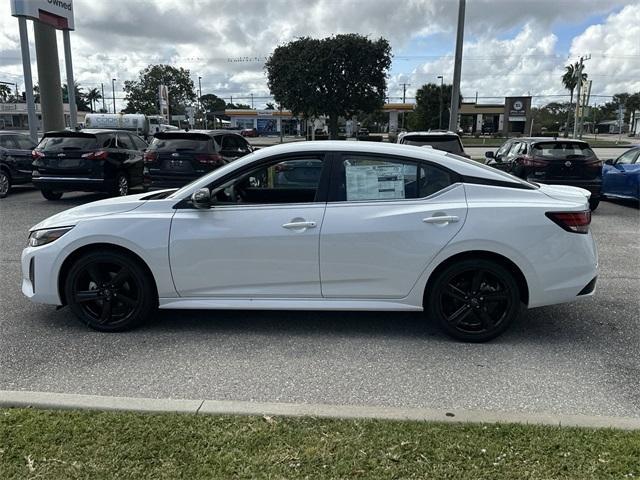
[{"left": 345, "top": 164, "right": 405, "bottom": 201}]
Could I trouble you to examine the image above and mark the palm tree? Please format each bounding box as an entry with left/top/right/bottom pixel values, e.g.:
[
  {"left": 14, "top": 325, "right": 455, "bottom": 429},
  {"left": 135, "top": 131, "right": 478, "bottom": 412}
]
[
  {"left": 85, "top": 87, "right": 102, "bottom": 112},
  {"left": 562, "top": 62, "right": 587, "bottom": 137},
  {"left": 62, "top": 81, "right": 91, "bottom": 111},
  {"left": 0, "top": 84, "right": 11, "bottom": 103}
]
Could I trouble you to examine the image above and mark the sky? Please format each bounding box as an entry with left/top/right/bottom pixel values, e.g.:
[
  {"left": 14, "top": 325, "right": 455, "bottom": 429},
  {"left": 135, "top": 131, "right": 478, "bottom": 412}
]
[{"left": 1, "top": 0, "right": 639, "bottom": 111}]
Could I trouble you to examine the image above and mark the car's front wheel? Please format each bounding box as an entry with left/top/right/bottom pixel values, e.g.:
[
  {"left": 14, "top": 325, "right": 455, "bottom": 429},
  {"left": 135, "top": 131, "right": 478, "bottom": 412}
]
[
  {"left": 64, "top": 250, "right": 156, "bottom": 332},
  {"left": 41, "top": 189, "right": 63, "bottom": 200},
  {"left": 427, "top": 258, "right": 521, "bottom": 342}
]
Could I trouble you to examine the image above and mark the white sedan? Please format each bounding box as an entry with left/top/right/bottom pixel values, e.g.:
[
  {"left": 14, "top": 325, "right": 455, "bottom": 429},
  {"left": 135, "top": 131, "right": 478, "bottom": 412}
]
[{"left": 21, "top": 142, "right": 597, "bottom": 342}]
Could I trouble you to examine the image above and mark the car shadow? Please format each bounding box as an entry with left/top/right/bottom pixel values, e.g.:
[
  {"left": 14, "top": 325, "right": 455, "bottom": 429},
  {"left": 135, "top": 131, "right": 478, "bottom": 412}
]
[{"left": 602, "top": 197, "right": 639, "bottom": 209}]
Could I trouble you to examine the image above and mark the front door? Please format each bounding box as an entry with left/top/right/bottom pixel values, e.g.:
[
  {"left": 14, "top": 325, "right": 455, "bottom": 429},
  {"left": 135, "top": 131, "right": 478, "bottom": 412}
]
[
  {"left": 320, "top": 153, "right": 467, "bottom": 298},
  {"left": 169, "top": 154, "right": 329, "bottom": 297}
]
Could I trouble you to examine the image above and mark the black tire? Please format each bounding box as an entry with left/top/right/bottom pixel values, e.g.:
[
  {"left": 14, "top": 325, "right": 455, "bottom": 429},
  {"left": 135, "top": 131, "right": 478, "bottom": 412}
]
[
  {"left": 0, "top": 170, "right": 11, "bottom": 198},
  {"left": 64, "top": 250, "right": 156, "bottom": 332},
  {"left": 114, "top": 173, "right": 129, "bottom": 197},
  {"left": 589, "top": 197, "right": 600, "bottom": 211},
  {"left": 41, "top": 189, "right": 63, "bottom": 200},
  {"left": 426, "top": 258, "right": 521, "bottom": 342}
]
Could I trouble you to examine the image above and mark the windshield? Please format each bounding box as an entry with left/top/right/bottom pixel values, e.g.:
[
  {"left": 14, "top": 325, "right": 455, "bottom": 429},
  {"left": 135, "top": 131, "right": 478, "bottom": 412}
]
[
  {"left": 148, "top": 137, "right": 210, "bottom": 152},
  {"left": 402, "top": 136, "right": 463, "bottom": 154},
  {"left": 38, "top": 135, "right": 98, "bottom": 151},
  {"left": 532, "top": 142, "right": 596, "bottom": 159}
]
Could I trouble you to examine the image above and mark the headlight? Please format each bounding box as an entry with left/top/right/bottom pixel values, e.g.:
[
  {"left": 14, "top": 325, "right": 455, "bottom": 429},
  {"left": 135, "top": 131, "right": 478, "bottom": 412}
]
[{"left": 28, "top": 227, "right": 74, "bottom": 247}]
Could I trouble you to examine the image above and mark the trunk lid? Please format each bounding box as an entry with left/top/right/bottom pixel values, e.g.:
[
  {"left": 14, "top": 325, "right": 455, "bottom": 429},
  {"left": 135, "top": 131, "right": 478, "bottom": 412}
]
[{"left": 34, "top": 132, "right": 104, "bottom": 176}]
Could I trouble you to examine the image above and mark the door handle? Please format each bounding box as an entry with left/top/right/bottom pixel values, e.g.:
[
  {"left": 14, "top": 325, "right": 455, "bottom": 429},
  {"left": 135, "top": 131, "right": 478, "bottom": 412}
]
[
  {"left": 423, "top": 215, "right": 459, "bottom": 224},
  {"left": 282, "top": 221, "right": 317, "bottom": 230}
]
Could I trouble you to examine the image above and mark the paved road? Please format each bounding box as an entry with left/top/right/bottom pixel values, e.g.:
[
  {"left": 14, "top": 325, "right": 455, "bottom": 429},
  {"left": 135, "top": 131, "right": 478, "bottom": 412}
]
[{"left": 1, "top": 188, "right": 638, "bottom": 417}]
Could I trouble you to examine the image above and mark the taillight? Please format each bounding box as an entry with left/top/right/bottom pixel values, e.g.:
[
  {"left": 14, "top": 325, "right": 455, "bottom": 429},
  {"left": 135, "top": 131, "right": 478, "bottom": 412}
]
[
  {"left": 585, "top": 158, "right": 603, "bottom": 170},
  {"left": 546, "top": 211, "right": 591, "bottom": 234},
  {"left": 522, "top": 156, "right": 549, "bottom": 167},
  {"left": 81, "top": 150, "right": 108, "bottom": 160},
  {"left": 32, "top": 150, "right": 44, "bottom": 160},
  {"left": 195, "top": 153, "right": 224, "bottom": 166},
  {"left": 143, "top": 151, "right": 158, "bottom": 164}
]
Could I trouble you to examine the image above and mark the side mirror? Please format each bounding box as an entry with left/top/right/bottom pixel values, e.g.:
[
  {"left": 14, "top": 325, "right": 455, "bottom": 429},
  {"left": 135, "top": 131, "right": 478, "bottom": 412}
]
[
  {"left": 485, "top": 151, "right": 494, "bottom": 159},
  {"left": 604, "top": 159, "right": 614, "bottom": 165},
  {"left": 191, "top": 188, "right": 211, "bottom": 208}
]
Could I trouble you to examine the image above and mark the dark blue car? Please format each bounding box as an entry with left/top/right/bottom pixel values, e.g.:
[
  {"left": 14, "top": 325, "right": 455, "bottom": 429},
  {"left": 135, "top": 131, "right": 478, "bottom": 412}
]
[{"left": 602, "top": 146, "right": 640, "bottom": 201}]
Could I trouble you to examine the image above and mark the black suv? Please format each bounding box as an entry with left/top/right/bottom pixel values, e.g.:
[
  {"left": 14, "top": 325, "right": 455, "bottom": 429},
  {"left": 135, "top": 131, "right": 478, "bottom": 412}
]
[
  {"left": 0, "top": 132, "right": 36, "bottom": 198},
  {"left": 32, "top": 129, "right": 148, "bottom": 200},
  {"left": 398, "top": 131, "right": 471, "bottom": 158},
  {"left": 143, "top": 130, "right": 252, "bottom": 188},
  {"left": 485, "top": 137, "right": 602, "bottom": 210}
]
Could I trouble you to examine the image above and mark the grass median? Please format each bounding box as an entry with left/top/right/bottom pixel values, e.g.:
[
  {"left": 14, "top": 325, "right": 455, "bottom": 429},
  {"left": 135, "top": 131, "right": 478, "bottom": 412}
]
[{"left": 1, "top": 408, "right": 639, "bottom": 479}]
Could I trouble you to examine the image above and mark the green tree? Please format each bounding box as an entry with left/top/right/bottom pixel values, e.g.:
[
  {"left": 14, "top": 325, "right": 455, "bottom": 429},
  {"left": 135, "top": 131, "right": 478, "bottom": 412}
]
[
  {"left": 0, "top": 84, "right": 11, "bottom": 102},
  {"left": 62, "top": 82, "right": 91, "bottom": 111},
  {"left": 561, "top": 62, "right": 587, "bottom": 136},
  {"left": 85, "top": 87, "right": 102, "bottom": 113},
  {"left": 226, "top": 103, "right": 251, "bottom": 109},
  {"left": 266, "top": 34, "right": 392, "bottom": 139},
  {"left": 407, "top": 83, "right": 457, "bottom": 131},
  {"left": 123, "top": 64, "right": 196, "bottom": 116},
  {"left": 200, "top": 93, "right": 226, "bottom": 113}
]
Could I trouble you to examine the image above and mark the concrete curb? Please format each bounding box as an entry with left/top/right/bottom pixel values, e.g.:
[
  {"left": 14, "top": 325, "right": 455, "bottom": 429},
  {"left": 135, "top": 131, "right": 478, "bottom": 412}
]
[{"left": 1, "top": 390, "right": 639, "bottom": 430}]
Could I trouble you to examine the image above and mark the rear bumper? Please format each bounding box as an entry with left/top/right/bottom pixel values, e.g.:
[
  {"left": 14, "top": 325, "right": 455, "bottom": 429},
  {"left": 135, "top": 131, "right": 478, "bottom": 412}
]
[
  {"left": 32, "top": 176, "right": 111, "bottom": 192},
  {"left": 528, "top": 177, "right": 602, "bottom": 197}
]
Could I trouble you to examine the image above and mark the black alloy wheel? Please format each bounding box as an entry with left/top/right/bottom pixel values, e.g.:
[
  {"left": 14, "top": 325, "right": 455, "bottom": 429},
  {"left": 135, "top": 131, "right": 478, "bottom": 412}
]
[
  {"left": 115, "top": 173, "right": 129, "bottom": 197},
  {"left": 41, "top": 189, "right": 64, "bottom": 200},
  {"left": 428, "top": 259, "right": 521, "bottom": 342},
  {"left": 65, "top": 251, "right": 155, "bottom": 331},
  {"left": 0, "top": 170, "right": 10, "bottom": 198}
]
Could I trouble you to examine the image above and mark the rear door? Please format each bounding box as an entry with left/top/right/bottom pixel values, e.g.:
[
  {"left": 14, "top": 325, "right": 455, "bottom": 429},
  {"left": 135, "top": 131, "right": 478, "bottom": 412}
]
[
  {"left": 150, "top": 133, "right": 214, "bottom": 179},
  {"left": 319, "top": 153, "right": 467, "bottom": 298},
  {"left": 34, "top": 133, "right": 106, "bottom": 177},
  {"left": 530, "top": 141, "right": 600, "bottom": 180}
]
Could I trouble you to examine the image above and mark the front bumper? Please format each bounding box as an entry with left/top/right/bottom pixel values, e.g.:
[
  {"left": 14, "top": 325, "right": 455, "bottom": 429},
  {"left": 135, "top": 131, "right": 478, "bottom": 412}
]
[{"left": 21, "top": 244, "right": 63, "bottom": 305}]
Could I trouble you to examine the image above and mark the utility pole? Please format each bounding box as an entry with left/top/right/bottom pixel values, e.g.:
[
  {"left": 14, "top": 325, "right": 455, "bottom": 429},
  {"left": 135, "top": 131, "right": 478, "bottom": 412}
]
[
  {"left": 250, "top": 93, "right": 254, "bottom": 109},
  {"left": 449, "top": 0, "right": 465, "bottom": 132},
  {"left": 572, "top": 55, "right": 590, "bottom": 138},
  {"left": 198, "top": 76, "right": 206, "bottom": 129},
  {"left": 111, "top": 78, "right": 116, "bottom": 114},
  {"left": 437, "top": 75, "right": 444, "bottom": 129},
  {"left": 578, "top": 80, "right": 591, "bottom": 139},
  {"left": 101, "top": 83, "right": 106, "bottom": 112},
  {"left": 400, "top": 82, "right": 410, "bottom": 129}
]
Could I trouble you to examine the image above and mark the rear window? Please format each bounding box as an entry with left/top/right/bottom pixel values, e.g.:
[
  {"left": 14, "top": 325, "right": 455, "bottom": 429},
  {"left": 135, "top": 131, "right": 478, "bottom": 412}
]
[
  {"left": 38, "top": 135, "right": 98, "bottom": 151},
  {"left": 401, "top": 135, "right": 463, "bottom": 154},
  {"left": 148, "top": 137, "right": 210, "bottom": 153},
  {"left": 532, "top": 142, "right": 595, "bottom": 159}
]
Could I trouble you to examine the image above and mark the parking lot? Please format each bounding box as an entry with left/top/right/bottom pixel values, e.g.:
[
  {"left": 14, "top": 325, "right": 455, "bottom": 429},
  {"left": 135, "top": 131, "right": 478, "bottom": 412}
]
[{"left": 0, "top": 187, "right": 638, "bottom": 418}]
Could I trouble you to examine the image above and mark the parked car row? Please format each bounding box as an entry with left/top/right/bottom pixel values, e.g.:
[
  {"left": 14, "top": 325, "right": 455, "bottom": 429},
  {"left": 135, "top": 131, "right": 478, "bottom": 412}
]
[{"left": 1, "top": 129, "right": 252, "bottom": 200}]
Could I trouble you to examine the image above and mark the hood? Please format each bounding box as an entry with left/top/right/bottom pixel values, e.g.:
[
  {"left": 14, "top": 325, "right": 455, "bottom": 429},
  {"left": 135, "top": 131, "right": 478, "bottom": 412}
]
[
  {"left": 30, "top": 191, "right": 155, "bottom": 232},
  {"left": 538, "top": 183, "right": 591, "bottom": 205}
]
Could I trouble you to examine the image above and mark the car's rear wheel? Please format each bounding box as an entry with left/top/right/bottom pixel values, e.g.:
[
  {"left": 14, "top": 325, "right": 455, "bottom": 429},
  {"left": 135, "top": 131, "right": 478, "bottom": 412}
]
[
  {"left": 41, "top": 189, "right": 63, "bottom": 200},
  {"left": 114, "top": 173, "right": 129, "bottom": 197},
  {"left": 588, "top": 197, "right": 600, "bottom": 211},
  {"left": 0, "top": 170, "right": 11, "bottom": 198},
  {"left": 427, "top": 259, "right": 521, "bottom": 342},
  {"left": 64, "top": 250, "right": 156, "bottom": 332}
]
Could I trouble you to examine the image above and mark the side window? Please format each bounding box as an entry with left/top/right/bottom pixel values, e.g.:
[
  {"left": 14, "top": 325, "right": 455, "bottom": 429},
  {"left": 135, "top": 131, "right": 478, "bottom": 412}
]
[
  {"left": 616, "top": 150, "right": 636, "bottom": 165},
  {"left": 336, "top": 155, "right": 453, "bottom": 202},
  {"left": 212, "top": 156, "right": 325, "bottom": 205},
  {"left": 131, "top": 135, "right": 148, "bottom": 151},
  {"left": 117, "top": 133, "right": 134, "bottom": 150},
  {"left": 0, "top": 136, "right": 16, "bottom": 148},
  {"left": 495, "top": 141, "right": 512, "bottom": 158}
]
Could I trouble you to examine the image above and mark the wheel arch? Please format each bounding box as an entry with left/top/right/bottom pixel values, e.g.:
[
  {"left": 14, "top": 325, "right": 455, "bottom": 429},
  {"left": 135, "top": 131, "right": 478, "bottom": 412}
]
[
  {"left": 423, "top": 250, "right": 530, "bottom": 307},
  {"left": 57, "top": 242, "right": 159, "bottom": 306}
]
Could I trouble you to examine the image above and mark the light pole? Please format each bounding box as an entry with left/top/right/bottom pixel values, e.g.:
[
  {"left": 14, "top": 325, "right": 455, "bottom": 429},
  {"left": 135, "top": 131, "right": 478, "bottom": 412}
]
[
  {"left": 437, "top": 75, "right": 444, "bottom": 130},
  {"left": 198, "top": 76, "right": 206, "bottom": 129},
  {"left": 250, "top": 93, "right": 254, "bottom": 109},
  {"left": 101, "top": 83, "right": 105, "bottom": 112},
  {"left": 111, "top": 78, "right": 116, "bottom": 114},
  {"left": 449, "top": 0, "right": 465, "bottom": 132}
]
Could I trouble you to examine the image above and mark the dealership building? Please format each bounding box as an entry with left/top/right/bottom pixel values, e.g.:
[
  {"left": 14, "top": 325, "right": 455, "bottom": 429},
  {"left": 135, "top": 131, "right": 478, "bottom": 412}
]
[
  {"left": 459, "top": 96, "right": 532, "bottom": 135},
  {"left": 0, "top": 102, "right": 86, "bottom": 130}
]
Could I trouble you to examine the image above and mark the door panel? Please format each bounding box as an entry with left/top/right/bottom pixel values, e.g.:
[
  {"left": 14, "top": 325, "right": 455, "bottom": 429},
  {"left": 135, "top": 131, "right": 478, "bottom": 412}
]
[
  {"left": 320, "top": 184, "right": 467, "bottom": 298},
  {"left": 169, "top": 204, "right": 325, "bottom": 297}
]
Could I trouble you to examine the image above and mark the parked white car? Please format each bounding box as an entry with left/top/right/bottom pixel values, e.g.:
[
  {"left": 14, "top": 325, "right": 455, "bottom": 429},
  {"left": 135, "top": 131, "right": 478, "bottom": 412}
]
[{"left": 21, "top": 142, "right": 597, "bottom": 341}]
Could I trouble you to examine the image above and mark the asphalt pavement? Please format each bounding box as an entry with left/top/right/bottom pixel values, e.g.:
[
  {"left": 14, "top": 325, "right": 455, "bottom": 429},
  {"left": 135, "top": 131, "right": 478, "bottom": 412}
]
[{"left": 0, "top": 188, "right": 638, "bottom": 418}]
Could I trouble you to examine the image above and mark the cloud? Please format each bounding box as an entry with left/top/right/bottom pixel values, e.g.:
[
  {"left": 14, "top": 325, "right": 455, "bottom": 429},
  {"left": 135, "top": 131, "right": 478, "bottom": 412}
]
[{"left": 0, "top": 0, "right": 636, "bottom": 110}]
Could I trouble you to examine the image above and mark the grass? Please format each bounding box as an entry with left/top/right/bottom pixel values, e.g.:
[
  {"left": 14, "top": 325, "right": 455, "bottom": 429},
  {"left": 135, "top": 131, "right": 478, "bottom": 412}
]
[{"left": 1, "top": 408, "right": 639, "bottom": 479}]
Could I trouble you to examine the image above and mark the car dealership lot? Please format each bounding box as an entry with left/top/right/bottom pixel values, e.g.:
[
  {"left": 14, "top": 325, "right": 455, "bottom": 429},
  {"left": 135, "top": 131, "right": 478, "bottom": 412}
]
[{"left": 0, "top": 188, "right": 638, "bottom": 417}]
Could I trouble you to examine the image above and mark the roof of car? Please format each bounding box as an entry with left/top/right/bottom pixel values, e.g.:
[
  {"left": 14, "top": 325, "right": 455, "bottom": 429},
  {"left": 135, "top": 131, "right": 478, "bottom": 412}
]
[
  {"left": 510, "top": 137, "right": 590, "bottom": 144},
  {"left": 400, "top": 130, "right": 460, "bottom": 137},
  {"left": 175, "top": 129, "right": 242, "bottom": 136}
]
